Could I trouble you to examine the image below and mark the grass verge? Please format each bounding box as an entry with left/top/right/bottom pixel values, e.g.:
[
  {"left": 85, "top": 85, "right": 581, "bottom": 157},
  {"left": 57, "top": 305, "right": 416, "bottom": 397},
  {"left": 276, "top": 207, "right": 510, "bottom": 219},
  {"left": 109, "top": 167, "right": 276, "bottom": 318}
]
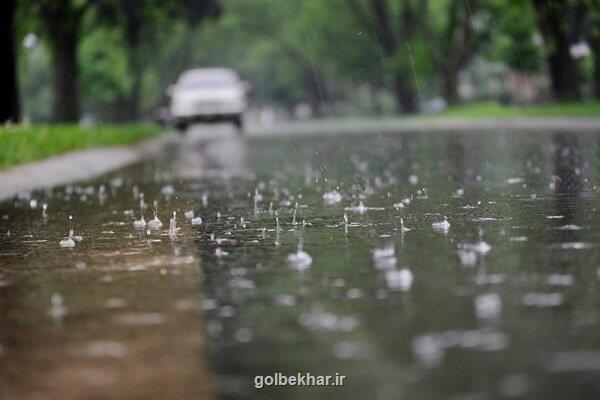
[
  {"left": 438, "top": 101, "right": 600, "bottom": 118},
  {"left": 0, "top": 123, "right": 163, "bottom": 169}
]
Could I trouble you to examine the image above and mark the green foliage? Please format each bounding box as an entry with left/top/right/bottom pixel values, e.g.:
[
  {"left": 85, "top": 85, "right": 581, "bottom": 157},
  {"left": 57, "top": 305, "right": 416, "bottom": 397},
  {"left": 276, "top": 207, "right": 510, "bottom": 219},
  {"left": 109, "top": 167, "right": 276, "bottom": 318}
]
[
  {"left": 0, "top": 123, "right": 161, "bottom": 168},
  {"left": 301, "top": 0, "right": 386, "bottom": 85},
  {"left": 18, "top": 44, "right": 52, "bottom": 122},
  {"left": 486, "top": 0, "right": 541, "bottom": 72},
  {"left": 14, "top": 0, "right": 600, "bottom": 121},
  {"left": 80, "top": 27, "right": 132, "bottom": 105},
  {"left": 189, "top": 0, "right": 333, "bottom": 110},
  {"left": 301, "top": 0, "right": 505, "bottom": 105},
  {"left": 439, "top": 101, "right": 600, "bottom": 117}
]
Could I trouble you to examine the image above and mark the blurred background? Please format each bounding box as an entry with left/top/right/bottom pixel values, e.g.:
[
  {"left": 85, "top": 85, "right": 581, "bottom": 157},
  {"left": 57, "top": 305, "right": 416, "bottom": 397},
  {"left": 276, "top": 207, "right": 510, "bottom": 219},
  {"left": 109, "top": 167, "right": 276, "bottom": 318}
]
[{"left": 1, "top": 0, "right": 600, "bottom": 125}]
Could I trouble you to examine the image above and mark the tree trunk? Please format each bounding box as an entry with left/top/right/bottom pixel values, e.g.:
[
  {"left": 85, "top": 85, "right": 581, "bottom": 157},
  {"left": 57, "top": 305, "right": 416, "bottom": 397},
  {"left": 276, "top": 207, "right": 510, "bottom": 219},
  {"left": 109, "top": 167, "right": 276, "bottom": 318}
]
[
  {"left": 304, "top": 64, "right": 325, "bottom": 117},
  {"left": 365, "top": 0, "right": 417, "bottom": 113},
  {"left": 532, "top": 0, "right": 581, "bottom": 101},
  {"left": 0, "top": 0, "right": 20, "bottom": 123},
  {"left": 591, "top": 40, "right": 600, "bottom": 99},
  {"left": 368, "top": 85, "right": 382, "bottom": 115},
  {"left": 45, "top": 8, "right": 80, "bottom": 123},
  {"left": 443, "top": 66, "right": 460, "bottom": 107},
  {"left": 123, "top": 6, "right": 143, "bottom": 121},
  {"left": 123, "top": 74, "right": 141, "bottom": 120},
  {"left": 547, "top": 45, "right": 581, "bottom": 101},
  {"left": 394, "top": 74, "right": 417, "bottom": 113},
  {"left": 51, "top": 31, "right": 80, "bottom": 122}
]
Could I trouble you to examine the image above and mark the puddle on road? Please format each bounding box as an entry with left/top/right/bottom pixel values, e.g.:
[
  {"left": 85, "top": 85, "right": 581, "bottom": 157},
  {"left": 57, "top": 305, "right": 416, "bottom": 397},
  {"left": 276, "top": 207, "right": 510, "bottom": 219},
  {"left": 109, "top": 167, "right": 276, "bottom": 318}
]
[{"left": 1, "top": 130, "right": 600, "bottom": 399}]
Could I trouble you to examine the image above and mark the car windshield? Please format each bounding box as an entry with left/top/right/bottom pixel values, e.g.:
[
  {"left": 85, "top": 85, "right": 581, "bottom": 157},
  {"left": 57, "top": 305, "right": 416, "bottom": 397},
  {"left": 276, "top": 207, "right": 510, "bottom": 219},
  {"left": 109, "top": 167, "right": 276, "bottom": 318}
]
[{"left": 179, "top": 71, "right": 237, "bottom": 89}]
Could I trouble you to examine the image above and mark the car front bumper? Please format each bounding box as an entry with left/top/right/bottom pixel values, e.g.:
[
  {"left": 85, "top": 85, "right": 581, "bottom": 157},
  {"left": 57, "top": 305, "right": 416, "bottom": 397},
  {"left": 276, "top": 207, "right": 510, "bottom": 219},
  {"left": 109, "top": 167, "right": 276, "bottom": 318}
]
[{"left": 170, "top": 100, "right": 246, "bottom": 118}]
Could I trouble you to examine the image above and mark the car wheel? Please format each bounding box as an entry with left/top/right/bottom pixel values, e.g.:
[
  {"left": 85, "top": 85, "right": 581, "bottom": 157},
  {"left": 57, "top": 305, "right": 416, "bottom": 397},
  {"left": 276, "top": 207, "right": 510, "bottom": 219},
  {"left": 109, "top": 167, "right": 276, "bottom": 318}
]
[
  {"left": 233, "top": 116, "right": 243, "bottom": 133},
  {"left": 175, "top": 121, "right": 188, "bottom": 133}
]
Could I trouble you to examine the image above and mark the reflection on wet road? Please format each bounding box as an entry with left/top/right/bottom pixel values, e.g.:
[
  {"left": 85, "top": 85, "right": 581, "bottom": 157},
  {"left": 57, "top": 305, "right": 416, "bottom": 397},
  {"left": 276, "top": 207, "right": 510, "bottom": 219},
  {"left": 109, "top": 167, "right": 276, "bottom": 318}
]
[{"left": 1, "top": 125, "right": 600, "bottom": 399}]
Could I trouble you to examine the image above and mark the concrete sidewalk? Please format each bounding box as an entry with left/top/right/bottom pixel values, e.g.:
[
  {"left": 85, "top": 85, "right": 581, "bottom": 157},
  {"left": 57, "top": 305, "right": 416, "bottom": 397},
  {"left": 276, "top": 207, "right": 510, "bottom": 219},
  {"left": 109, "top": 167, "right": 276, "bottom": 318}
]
[
  {"left": 248, "top": 117, "right": 600, "bottom": 136},
  {"left": 0, "top": 133, "right": 175, "bottom": 201},
  {"left": 2, "top": 117, "right": 600, "bottom": 201}
]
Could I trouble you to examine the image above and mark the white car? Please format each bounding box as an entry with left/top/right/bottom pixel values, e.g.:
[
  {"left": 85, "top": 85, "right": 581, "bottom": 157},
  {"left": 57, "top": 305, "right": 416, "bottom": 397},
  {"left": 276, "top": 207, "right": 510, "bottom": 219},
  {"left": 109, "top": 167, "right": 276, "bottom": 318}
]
[{"left": 168, "top": 68, "right": 249, "bottom": 132}]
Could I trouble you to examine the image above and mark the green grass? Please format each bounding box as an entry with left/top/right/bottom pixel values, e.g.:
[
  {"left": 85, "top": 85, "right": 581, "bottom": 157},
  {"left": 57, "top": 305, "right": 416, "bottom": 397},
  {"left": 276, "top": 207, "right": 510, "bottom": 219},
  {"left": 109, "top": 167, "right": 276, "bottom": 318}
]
[
  {"left": 438, "top": 101, "right": 600, "bottom": 118},
  {"left": 2, "top": 102, "right": 598, "bottom": 168},
  {"left": 0, "top": 123, "right": 163, "bottom": 169}
]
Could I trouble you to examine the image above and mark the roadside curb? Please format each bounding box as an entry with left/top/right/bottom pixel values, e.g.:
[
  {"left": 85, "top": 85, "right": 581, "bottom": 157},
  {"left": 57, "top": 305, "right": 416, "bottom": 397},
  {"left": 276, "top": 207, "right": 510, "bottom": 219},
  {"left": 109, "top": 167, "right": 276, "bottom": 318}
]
[
  {"left": 2, "top": 117, "right": 600, "bottom": 201},
  {"left": 0, "top": 132, "right": 174, "bottom": 201},
  {"left": 250, "top": 117, "right": 600, "bottom": 136}
]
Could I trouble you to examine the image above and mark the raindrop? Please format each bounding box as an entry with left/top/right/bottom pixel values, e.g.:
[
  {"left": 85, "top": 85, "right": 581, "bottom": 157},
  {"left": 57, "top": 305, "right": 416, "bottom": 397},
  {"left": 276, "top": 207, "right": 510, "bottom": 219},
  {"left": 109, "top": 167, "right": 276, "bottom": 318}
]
[
  {"left": 215, "top": 248, "right": 229, "bottom": 258},
  {"left": 547, "top": 274, "right": 574, "bottom": 286},
  {"left": 432, "top": 216, "right": 450, "bottom": 233},
  {"left": 273, "top": 293, "right": 296, "bottom": 307},
  {"left": 463, "top": 241, "right": 491, "bottom": 255},
  {"left": 522, "top": 292, "right": 564, "bottom": 307},
  {"left": 345, "top": 201, "right": 367, "bottom": 214},
  {"left": 191, "top": 215, "right": 203, "bottom": 226},
  {"left": 286, "top": 235, "right": 312, "bottom": 270},
  {"left": 400, "top": 218, "right": 411, "bottom": 233},
  {"left": 373, "top": 246, "right": 395, "bottom": 260},
  {"left": 139, "top": 193, "right": 147, "bottom": 212},
  {"left": 385, "top": 268, "right": 413, "bottom": 291},
  {"left": 323, "top": 190, "right": 343, "bottom": 205},
  {"left": 59, "top": 235, "right": 75, "bottom": 248},
  {"left": 147, "top": 200, "right": 163, "bottom": 230},
  {"left": 292, "top": 202, "right": 298, "bottom": 226},
  {"left": 49, "top": 292, "right": 66, "bottom": 320},
  {"left": 235, "top": 327, "right": 253, "bottom": 343},
  {"left": 275, "top": 210, "right": 282, "bottom": 232},
  {"left": 458, "top": 249, "right": 478, "bottom": 266},
  {"left": 474, "top": 292, "right": 502, "bottom": 319},
  {"left": 161, "top": 184, "right": 175, "bottom": 196},
  {"left": 59, "top": 215, "right": 81, "bottom": 247},
  {"left": 133, "top": 215, "right": 146, "bottom": 229},
  {"left": 169, "top": 211, "right": 178, "bottom": 237}
]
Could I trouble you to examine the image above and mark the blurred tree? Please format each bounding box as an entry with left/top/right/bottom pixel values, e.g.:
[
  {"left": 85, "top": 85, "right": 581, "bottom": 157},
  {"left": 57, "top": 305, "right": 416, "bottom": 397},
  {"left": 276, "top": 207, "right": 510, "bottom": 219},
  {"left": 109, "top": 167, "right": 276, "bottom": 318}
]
[
  {"left": 301, "top": 0, "right": 389, "bottom": 112},
  {"left": 175, "top": 1, "right": 318, "bottom": 115},
  {"left": 98, "top": 0, "right": 220, "bottom": 120},
  {"left": 581, "top": 0, "right": 600, "bottom": 98},
  {"left": 424, "top": 0, "right": 493, "bottom": 106},
  {"left": 0, "top": 0, "right": 20, "bottom": 123},
  {"left": 344, "top": 0, "right": 421, "bottom": 113},
  {"left": 531, "top": 0, "right": 582, "bottom": 101},
  {"left": 488, "top": 0, "right": 541, "bottom": 74},
  {"left": 20, "top": 0, "right": 219, "bottom": 122},
  {"left": 307, "top": 0, "right": 494, "bottom": 109},
  {"left": 14, "top": 0, "right": 599, "bottom": 123},
  {"left": 212, "top": 0, "right": 331, "bottom": 116},
  {"left": 301, "top": 0, "right": 424, "bottom": 113},
  {"left": 24, "top": 0, "right": 97, "bottom": 122},
  {"left": 79, "top": 27, "right": 132, "bottom": 120}
]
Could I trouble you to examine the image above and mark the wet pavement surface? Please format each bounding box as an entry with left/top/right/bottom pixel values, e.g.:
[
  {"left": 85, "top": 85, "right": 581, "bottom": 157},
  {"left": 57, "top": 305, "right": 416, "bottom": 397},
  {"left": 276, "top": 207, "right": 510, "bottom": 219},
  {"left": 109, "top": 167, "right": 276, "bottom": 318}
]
[{"left": 1, "top": 126, "right": 600, "bottom": 399}]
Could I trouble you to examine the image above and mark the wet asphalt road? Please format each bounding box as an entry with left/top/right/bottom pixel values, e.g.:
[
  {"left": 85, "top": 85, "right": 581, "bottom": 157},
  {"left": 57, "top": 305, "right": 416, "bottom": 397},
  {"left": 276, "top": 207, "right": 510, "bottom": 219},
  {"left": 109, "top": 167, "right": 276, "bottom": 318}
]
[{"left": 1, "top": 123, "right": 600, "bottom": 399}]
